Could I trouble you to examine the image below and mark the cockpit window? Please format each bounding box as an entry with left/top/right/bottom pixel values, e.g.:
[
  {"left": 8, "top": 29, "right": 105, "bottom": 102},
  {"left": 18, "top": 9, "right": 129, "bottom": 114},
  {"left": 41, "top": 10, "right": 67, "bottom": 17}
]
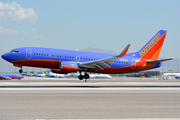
[{"left": 10, "top": 50, "right": 19, "bottom": 53}]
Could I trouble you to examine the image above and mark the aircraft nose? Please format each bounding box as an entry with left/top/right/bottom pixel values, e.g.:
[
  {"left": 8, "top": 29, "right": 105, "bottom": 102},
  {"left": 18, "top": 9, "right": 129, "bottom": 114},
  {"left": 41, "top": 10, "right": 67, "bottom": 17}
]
[
  {"left": 20, "top": 75, "right": 24, "bottom": 79},
  {"left": 1, "top": 53, "right": 7, "bottom": 60},
  {"left": 1, "top": 53, "right": 10, "bottom": 61}
]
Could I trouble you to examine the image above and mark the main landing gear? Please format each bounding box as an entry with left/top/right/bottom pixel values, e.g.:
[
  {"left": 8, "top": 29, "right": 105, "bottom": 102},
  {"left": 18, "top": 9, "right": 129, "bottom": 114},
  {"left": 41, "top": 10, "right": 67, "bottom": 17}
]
[
  {"left": 19, "top": 69, "right": 23, "bottom": 73},
  {"left": 78, "top": 72, "right": 89, "bottom": 82}
]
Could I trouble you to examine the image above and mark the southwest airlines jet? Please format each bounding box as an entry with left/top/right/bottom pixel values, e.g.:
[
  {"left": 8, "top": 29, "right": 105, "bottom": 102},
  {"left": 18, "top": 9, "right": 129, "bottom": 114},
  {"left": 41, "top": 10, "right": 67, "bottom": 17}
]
[
  {"left": 0, "top": 73, "right": 24, "bottom": 80},
  {"left": 1, "top": 30, "right": 173, "bottom": 81}
]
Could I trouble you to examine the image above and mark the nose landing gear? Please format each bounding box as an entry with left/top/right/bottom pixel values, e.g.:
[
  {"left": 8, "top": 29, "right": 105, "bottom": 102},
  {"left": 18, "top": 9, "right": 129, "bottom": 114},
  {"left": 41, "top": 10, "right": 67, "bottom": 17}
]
[{"left": 19, "top": 69, "right": 23, "bottom": 73}]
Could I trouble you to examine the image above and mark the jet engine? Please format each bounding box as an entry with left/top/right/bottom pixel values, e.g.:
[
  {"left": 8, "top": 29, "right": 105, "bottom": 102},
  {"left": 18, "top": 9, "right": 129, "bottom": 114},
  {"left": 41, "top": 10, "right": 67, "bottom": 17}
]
[
  {"left": 59, "top": 62, "right": 78, "bottom": 72},
  {"left": 51, "top": 69, "right": 68, "bottom": 74}
]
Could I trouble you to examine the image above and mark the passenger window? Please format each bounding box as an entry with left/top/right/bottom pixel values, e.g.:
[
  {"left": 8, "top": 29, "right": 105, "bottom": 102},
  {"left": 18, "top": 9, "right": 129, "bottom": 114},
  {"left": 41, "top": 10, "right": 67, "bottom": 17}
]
[
  {"left": 34, "top": 53, "right": 35, "bottom": 55},
  {"left": 57, "top": 55, "right": 59, "bottom": 57},
  {"left": 65, "top": 56, "right": 66, "bottom": 58},
  {"left": 47, "top": 54, "right": 48, "bottom": 56},
  {"left": 72, "top": 57, "right": 74, "bottom": 59},
  {"left": 36, "top": 53, "right": 38, "bottom": 55}
]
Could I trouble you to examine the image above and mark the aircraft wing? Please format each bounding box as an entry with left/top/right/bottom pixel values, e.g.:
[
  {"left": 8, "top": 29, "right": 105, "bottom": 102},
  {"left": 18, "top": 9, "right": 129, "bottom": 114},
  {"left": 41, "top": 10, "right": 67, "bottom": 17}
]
[
  {"left": 78, "top": 44, "right": 130, "bottom": 71},
  {"left": 147, "top": 58, "right": 174, "bottom": 64}
]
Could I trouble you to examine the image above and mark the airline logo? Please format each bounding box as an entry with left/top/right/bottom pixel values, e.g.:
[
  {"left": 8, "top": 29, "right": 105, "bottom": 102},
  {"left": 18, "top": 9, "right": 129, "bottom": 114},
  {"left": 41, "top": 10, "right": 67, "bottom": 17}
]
[{"left": 139, "top": 32, "right": 162, "bottom": 56}]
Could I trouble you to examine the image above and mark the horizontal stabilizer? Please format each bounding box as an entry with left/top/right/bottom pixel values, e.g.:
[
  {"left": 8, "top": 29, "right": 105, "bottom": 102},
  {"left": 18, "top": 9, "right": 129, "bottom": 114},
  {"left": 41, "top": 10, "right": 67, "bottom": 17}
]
[{"left": 147, "top": 58, "right": 174, "bottom": 64}]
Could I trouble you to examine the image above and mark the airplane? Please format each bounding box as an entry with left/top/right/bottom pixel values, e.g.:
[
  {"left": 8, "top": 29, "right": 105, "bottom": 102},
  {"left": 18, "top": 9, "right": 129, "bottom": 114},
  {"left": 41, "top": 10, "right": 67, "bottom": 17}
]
[
  {"left": 36, "top": 72, "right": 46, "bottom": 77},
  {"left": 160, "top": 73, "right": 180, "bottom": 80},
  {"left": 0, "top": 73, "right": 24, "bottom": 80},
  {"left": 24, "top": 71, "right": 33, "bottom": 76},
  {"left": 44, "top": 71, "right": 65, "bottom": 78},
  {"left": 1, "top": 30, "right": 173, "bottom": 82},
  {"left": 30, "top": 71, "right": 45, "bottom": 77},
  {"left": 68, "top": 72, "right": 79, "bottom": 78},
  {"left": 30, "top": 71, "right": 38, "bottom": 76},
  {"left": 26, "top": 71, "right": 46, "bottom": 77},
  {"left": 163, "top": 73, "right": 180, "bottom": 77}
]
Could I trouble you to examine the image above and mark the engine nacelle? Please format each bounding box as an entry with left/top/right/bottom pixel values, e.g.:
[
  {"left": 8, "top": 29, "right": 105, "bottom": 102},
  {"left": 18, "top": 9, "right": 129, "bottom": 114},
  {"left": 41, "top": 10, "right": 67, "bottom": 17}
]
[
  {"left": 60, "top": 62, "right": 78, "bottom": 72},
  {"left": 51, "top": 69, "right": 68, "bottom": 74}
]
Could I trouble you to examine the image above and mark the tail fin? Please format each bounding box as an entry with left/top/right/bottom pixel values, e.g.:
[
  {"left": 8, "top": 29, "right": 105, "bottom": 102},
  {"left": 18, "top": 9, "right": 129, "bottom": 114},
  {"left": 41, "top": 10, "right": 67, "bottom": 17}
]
[
  {"left": 136, "top": 30, "right": 167, "bottom": 60},
  {"left": 44, "top": 71, "right": 48, "bottom": 75},
  {"left": 30, "top": 71, "right": 35, "bottom": 75}
]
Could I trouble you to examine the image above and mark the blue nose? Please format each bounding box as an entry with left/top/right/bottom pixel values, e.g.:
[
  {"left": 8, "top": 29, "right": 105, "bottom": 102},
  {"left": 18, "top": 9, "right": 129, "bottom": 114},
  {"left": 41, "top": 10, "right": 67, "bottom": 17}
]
[
  {"left": 1, "top": 53, "right": 11, "bottom": 62},
  {"left": 1, "top": 53, "right": 7, "bottom": 60},
  {"left": 19, "top": 75, "right": 24, "bottom": 79}
]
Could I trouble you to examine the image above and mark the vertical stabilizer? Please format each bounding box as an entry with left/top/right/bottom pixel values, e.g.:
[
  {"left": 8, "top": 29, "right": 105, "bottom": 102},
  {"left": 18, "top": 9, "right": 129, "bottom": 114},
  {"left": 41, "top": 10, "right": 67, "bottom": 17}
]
[{"left": 137, "top": 30, "right": 167, "bottom": 60}]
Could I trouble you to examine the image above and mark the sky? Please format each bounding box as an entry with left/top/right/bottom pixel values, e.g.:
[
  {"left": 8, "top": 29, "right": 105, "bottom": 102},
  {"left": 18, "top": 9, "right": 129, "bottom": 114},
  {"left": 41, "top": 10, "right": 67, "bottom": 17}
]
[{"left": 0, "top": 0, "right": 180, "bottom": 59}]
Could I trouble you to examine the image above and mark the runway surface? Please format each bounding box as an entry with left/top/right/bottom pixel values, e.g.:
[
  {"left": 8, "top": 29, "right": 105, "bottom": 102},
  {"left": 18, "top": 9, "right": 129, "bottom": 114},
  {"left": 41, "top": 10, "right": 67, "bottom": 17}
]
[{"left": 0, "top": 77, "right": 180, "bottom": 119}]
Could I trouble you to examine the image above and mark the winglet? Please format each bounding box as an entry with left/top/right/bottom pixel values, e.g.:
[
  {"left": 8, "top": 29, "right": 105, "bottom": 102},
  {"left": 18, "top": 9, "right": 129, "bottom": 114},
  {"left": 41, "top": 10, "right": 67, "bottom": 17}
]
[{"left": 116, "top": 44, "right": 130, "bottom": 57}]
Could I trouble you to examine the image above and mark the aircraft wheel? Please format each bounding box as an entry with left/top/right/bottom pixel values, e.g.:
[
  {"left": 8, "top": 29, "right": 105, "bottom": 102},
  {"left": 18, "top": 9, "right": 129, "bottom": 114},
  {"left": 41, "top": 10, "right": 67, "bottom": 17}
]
[
  {"left": 84, "top": 73, "right": 89, "bottom": 79},
  {"left": 19, "top": 69, "right": 23, "bottom": 73},
  {"left": 78, "top": 75, "right": 84, "bottom": 80}
]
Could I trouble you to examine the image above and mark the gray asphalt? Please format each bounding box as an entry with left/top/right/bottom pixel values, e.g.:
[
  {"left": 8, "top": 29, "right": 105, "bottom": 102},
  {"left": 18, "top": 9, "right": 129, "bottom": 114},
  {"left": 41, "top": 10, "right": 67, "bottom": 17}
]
[{"left": 0, "top": 77, "right": 180, "bottom": 119}]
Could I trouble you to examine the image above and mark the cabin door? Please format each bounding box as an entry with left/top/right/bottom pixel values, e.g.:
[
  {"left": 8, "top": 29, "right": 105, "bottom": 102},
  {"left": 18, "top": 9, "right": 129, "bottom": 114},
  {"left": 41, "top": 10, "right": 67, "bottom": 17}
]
[
  {"left": 76, "top": 56, "right": 80, "bottom": 62},
  {"left": 131, "top": 59, "right": 136, "bottom": 69},
  {"left": 26, "top": 48, "right": 32, "bottom": 59}
]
